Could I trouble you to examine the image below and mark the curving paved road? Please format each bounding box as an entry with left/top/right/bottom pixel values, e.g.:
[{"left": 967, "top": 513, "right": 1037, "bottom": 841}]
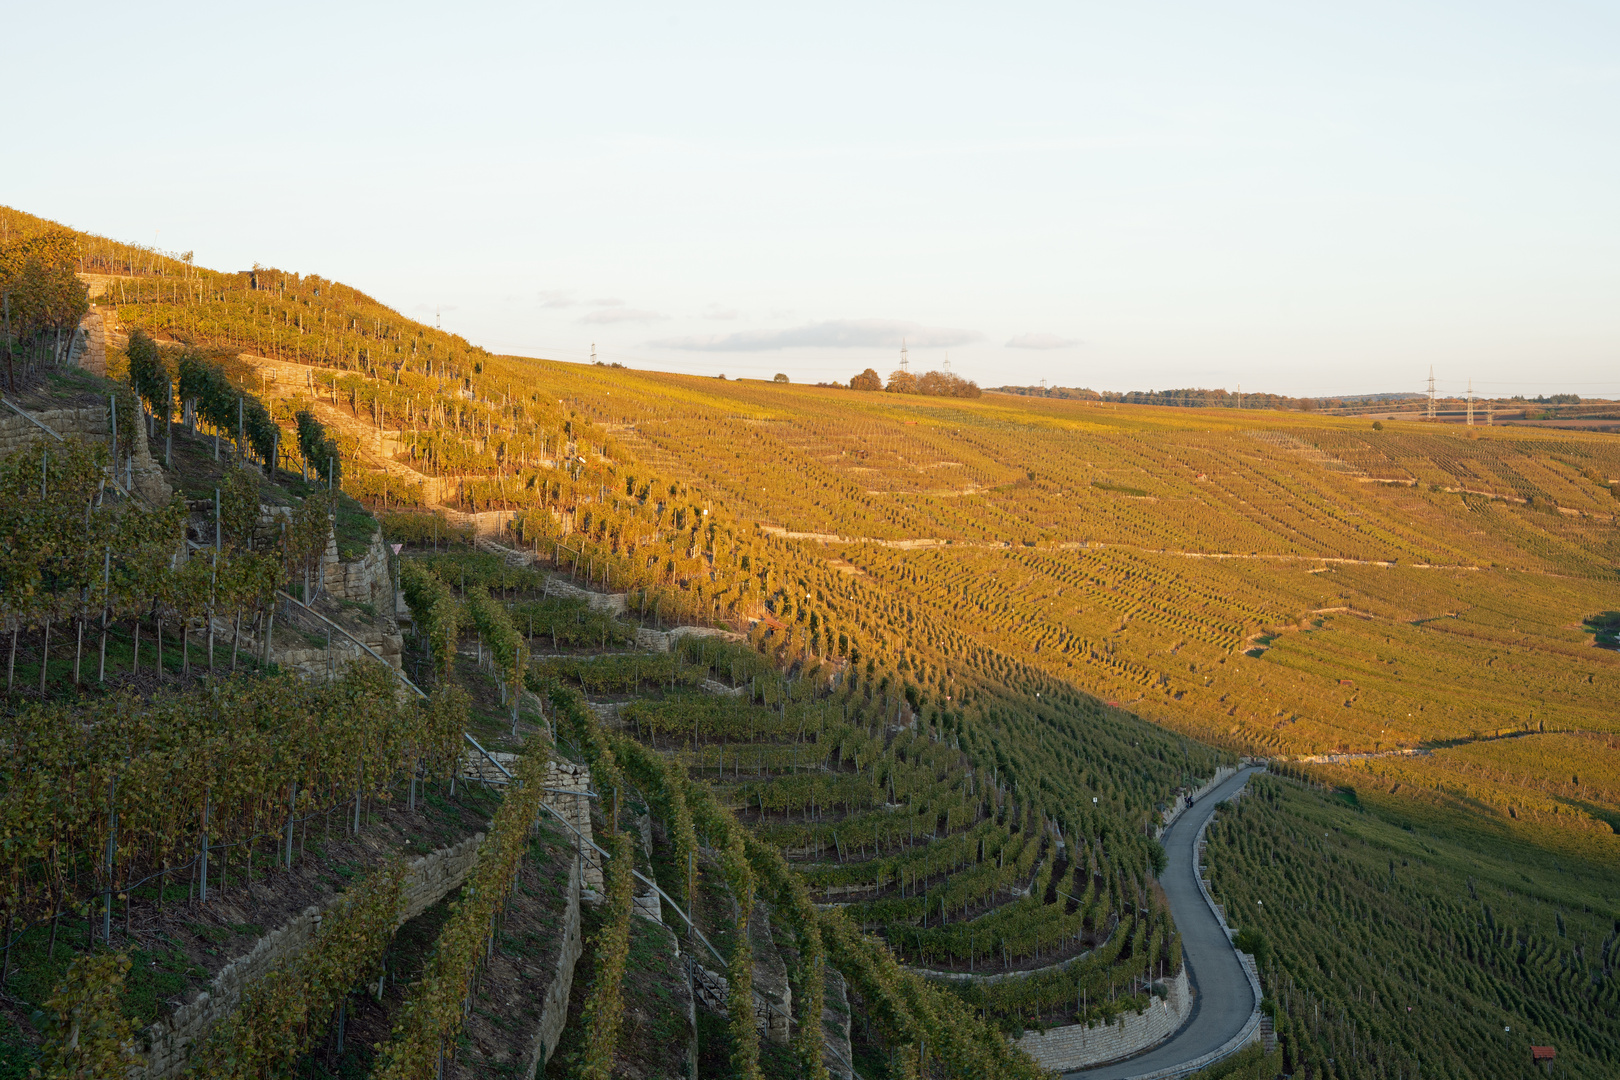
[{"left": 1066, "top": 766, "right": 1263, "bottom": 1079}]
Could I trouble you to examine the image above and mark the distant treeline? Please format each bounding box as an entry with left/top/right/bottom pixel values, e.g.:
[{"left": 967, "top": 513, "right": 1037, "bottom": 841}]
[
  {"left": 991, "top": 386, "right": 1423, "bottom": 410},
  {"left": 993, "top": 385, "right": 1606, "bottom": 410}
]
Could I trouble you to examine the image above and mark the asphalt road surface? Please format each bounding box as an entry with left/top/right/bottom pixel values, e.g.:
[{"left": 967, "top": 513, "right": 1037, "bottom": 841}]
[{"left": 1065, "top": 766, "right": 1263, "bottom": 1079}]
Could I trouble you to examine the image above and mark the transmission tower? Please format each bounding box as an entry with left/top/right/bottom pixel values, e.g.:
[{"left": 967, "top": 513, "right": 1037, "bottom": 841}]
[
  {"left": 1236, "top": 383, "right": 1243, "bottom": 410},
  {"left": 1466, "top": 379, "right": 1475, "bottom": 426},
  {"left": 1426, "top": 367, "right": 1437, "bottom": 420},
  {"left": 590, "top": 343, "right": 597, "bottom": 365},
  {"left": 943, "top": 352, "right": 951, "bottom": 374},
  {"left": 1487, "top": 398, "right": 1495, "bottom": 426},
  {"left": 900, "top": 339, "right": 909, "bottom": 373}
]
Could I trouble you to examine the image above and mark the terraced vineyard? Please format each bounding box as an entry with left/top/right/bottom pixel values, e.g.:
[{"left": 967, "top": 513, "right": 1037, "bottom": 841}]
[
  {"left": 5, "top": 202, "right": 1619, "bottom": 1078},
  {"left": 527, "top": 625, "right": 1214, "bottom": 1040}
]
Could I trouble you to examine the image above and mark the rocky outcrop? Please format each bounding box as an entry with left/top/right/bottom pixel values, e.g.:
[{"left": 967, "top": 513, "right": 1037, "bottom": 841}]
[
  {"left": 750, "top": 904, "right": 793, "bottom": 1046},
  {"left": 822, "top": 967, "right": 859, "bottom": 1080}
]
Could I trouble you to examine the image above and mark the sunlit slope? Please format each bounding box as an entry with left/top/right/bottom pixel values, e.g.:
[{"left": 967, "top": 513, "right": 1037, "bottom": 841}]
[
  {"left": 507, "top": 361, "right": 1620, "bottom": 757},
  {"left": 509, "top": 362, "right": 1619, "bottom": 558}
]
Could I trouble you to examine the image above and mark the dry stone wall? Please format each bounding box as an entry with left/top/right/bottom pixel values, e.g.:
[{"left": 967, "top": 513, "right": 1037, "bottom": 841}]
[
  {"left": 633, "top": 625, "right": 742, "bottom": 653},
  {"left": 135, "top": 834, "right": 484, "bottom": 1080},
  {"left": 0, "top": 403, "right": 110, "bottom": 457},
  {"left": 543, "top": 577, "right": 628, "bottom": 615},
  {"left": 521, "top": 855, "right": 584, "bottom": 1077},
  {"left": 541, "top": 760, "right": 604, "bottom": 893},
  {"left": 66, "top": 307, "right": 112, "bottom": 376}
]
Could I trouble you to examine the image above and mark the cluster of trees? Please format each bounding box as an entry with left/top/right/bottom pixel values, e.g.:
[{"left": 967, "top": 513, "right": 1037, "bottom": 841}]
[
  {"left": 0, "top": 226, "right": 90, "bottom": 389},
  {"left": 849, "top": 367, "right": 982, "bottom": 397}
]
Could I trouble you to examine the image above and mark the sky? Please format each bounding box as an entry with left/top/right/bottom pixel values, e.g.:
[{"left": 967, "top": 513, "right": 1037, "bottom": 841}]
[{"left": 7, "top": 1, "right": 1619, "bottom": 398}]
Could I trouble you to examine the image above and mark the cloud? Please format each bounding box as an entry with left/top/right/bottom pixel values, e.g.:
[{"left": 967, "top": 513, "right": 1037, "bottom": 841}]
[
  {"left": 537, "top": 290, "right": 574, "bottom": 308},
  {"left": 586, "top": 297, "right": 623, "bottom": 307},
  {"left": 702, "top": 305, "right": 740, "bottom": 320},
  {"left": 1006, "top": 333, "right": 1079, "bottom": 350},
  {"left": 581, "top": 308, "right": 667, "bottom": 324},
  {"left": 653, "top": 318, "right": 981, "bottom": 352}
]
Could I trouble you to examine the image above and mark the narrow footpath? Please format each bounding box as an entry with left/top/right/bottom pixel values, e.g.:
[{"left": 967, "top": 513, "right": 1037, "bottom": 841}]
[{"left": 1066, "top": 766, "right": 1264, "bottom": 1080}]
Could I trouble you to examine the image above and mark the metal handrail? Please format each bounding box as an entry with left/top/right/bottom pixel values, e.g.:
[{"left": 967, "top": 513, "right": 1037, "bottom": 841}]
[{"left": 276, "top": 589, "right": 430, "bottom": 699}]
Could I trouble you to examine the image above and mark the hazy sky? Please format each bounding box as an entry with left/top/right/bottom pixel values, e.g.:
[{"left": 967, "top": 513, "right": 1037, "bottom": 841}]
[{"left": 8, "top": 2, "right": 1619, "bottom": 397}]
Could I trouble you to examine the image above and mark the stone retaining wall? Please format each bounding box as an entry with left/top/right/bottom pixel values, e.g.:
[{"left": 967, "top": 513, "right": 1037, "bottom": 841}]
[
  {"left": 541, "top": 761, "right": 604, "bottom": 894},
  {"left": 135, "top": 834, "right": 484, "bottom": 1079},
  {"left": 521, "top": 855, "right": 584, "bottom": 1077},
  {"left": 632, "top": 625, "right": 743, "bottom": 653},
  {"left": 1012, "top": 968, "right": 1192, "bottom": 1072},
  {"left": 0, "top": 404, "right": 109, "bottom": 457},
  {"left": 543, "top": 577, "right": 628, "bottom": 615}
]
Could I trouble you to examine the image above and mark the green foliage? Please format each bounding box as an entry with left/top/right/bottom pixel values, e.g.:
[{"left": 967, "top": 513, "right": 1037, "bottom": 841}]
[
  {"left": 0, "top": 437, "right": 188, "bottom": 630},
  {"left": 0, "top": 227, "right": 88, "bottom": 372},
  {"left": 295, "top": 408, "right": 341, "bottom": 485},
  {"left": 399, "top": 561, "right": 461, "bottom": 677},
  {"left": 1206, "top": 775, "right": 1620, "bottom": 1079},
  {"left": 371, "top": 730, "right": 551, "bottom": 1080},
  {"left": 462, "top": 584, "right": 529, "bottom": 710},
  {"left": 0, "top": 665, "right": 465, "bottom": 930},
  {"left": 188, "top": 862, "right": 407, "bottom": 1078},
  {"left": 1232, "top": 927, "right": 1269, "bottom": 966},
  {"left": 217, "top": 463, "right": 260, "bottom": 552},
  {"left": 31, "top": 952, "right": 140, "bottom": 1079},
  {"left": 177, "top": 352, "right": 277, "bottom": 465},
  {"left": 556, "top": 687, "right": 1042, "bottom": 1080},
  {"left": 125, "top": 329, "right": 171, "bottom": 422},
  {"left": 377, "top": 511, "right": 473, "bottom": 547},
  {"left": 578, "top": 778, "right": 635, "bottom": 1080}
]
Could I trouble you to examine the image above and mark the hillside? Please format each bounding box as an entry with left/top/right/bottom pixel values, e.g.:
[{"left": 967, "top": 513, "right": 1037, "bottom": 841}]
[{"left": 1, "top": 204, "right": 1617, "bottom": 1079}]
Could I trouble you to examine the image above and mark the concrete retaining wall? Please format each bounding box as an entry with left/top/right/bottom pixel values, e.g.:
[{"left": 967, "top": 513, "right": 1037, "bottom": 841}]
[
  {"left": 1012, "top": 969, "right": 1192, "bottom": 1072},
  {"left": 135, "top": 834, "right": 484, "bottom": 1079}
]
